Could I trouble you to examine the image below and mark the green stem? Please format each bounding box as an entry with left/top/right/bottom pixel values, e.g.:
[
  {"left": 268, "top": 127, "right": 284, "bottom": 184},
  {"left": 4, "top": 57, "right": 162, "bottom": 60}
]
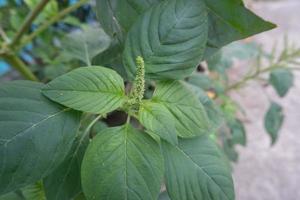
[
  {"left": 3, "top": 54, "right": 39, "bottom": 81},
  {"left": 17, "top": 0, "right": 88, "bottom": 50},
  {"left": 10, "top": 0, "right": 50, "bottom": 47}
]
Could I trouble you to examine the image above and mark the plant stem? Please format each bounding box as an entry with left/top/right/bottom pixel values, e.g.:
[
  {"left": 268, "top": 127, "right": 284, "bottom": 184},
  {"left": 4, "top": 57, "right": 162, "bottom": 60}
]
[
  {"left": 71, "top": 115, "right": 101, "bottom": 158},
  {"left": 18, "top": 0, "right": 88, "bottom": 50},
  {"left": 10, "top": 0, "right": 50, "bottom": 47},
  {"left": 0, "top": 26, "right": 9, "bottom": 43},
  {"left": 226, "top": 64, "right": 279, "bottom": 92},
  {"left": 3, "top": 54, "right": 39, "bottom": 81}
]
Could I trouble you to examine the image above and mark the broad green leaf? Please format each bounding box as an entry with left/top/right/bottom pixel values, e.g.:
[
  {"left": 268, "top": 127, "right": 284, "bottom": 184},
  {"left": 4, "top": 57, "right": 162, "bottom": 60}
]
[
  {"left": 139, "top": 101, "right": 177, "bottom": 145},
  {"left": 152, "top": 81, "right": 211, "bottom": 138},
  {"left": 203, "top": 0, "right": 276, "bottom": 58},
  {"left": 43, "top": 133, "right": 88, "bottom": 200},
  {"left": 161, "top": 135, "right": 234, "bottom": 200},
  {"left": 185, "top": 80, "right": 224, "bottom": 130},
  {"left": 95, "top": 0, "right": 159, "bottom": 43},
  {"left": 96, "top": 0, "right": 274, "bottom": 63},
  {"left": 61, "top": 26, "right": 111, "bottom": 65},
  {"left": 43, "top": 66, "right": 126, "bottom": 114},
  {"left": 228, "top": 119, "right": 246, "bottom": 146},
  {"left": 123, "top": 0, "right": 208, "bottom": 80},
  {"left": 270, "top": 68, "right": 294, "bottom": 97},
  {"left": 264, "top": 102, "right": 284, "bottom": 145},
  {"left": 81, "top": 125, "right": 164, "bottom": 200},
  {"left": 0, "top": 81, "right": 81, "bottom": 195}
]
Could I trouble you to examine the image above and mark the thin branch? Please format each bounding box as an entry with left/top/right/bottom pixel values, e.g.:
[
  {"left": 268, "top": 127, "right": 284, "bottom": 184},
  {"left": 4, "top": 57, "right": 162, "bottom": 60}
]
[
  {"left": 3, "top": 54, "right": 39, "bottom": 81},
  {"left": 0, "top": 26, "right": 9, "bottom": 43},
  {"left": 18, "top": 0, "right": 88, "bottom": 50},
  {"left": 10, "top": 0, "right": 50, "bottom": 47}
]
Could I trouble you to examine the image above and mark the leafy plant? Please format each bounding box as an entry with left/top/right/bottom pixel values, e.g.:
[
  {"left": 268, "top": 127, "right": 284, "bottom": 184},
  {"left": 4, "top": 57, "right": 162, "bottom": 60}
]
[{"left": 2, "top": 0, "right": 298, "bottom": 199}]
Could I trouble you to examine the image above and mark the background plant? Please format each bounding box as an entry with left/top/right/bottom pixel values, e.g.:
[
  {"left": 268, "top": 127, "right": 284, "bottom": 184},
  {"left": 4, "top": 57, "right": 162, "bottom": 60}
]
[{"left": 0, "top": 0, "right": 298, "bottom": 200}]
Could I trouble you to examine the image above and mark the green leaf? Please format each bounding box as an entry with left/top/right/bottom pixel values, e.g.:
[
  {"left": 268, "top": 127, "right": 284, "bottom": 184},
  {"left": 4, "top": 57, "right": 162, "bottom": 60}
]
[
  {"left": 203, "top": 0, "right": 276, "bottom": 58},
  {"left": 264, "top": 102, "right": 284, "bottom": 145},
  {"left": 269, "top": 68, "right": 294, "bottom": 97},
  {"left": 43, "top": 66, "right": 126, "bottom": 114},
  {"left": 152, "top": 81, "right": 211, "bottom": 138},
  {"left": 139, "top": 102, "right": 178, "bottom": 145},
  {"left": 185, "top": 80, "right": 224, "bottom": 130},
  {"left": 0, "top": 81, "right": 81, "bottom": 195},
  {"left": 187, "top": 73, "right": 214, "bottom": 91},
  {"left": 161, "top": 135, "right": 234, "bottom": 200},
  {"left": 222, "top": 139, "right": 239, "bottom": 163},
  {"left": 96, "top": 0, "right": 159, "bottom": 35},
  {"left": 43, "top": 133, "right": 88, "bottom": 200},
  {"left": 228, "top": 119, "right": 246, "bottom": 146},
  {"left": 123, "top": 0, "right": 208, "bottom": 80},
  {"left": 95, "top": 0, "right": 159, "bottom": 43},
  {"left": 61, "top": 26, "right": 111, "bottom": 65},
  {"left": 81, "top": 125, "right": 164, "bottom": 200}
]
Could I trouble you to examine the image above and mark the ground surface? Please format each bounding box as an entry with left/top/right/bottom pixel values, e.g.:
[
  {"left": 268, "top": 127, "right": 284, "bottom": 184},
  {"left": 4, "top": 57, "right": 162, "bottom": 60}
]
[{"left": 232, "top": 1, "right": 300, "bottom": 200}]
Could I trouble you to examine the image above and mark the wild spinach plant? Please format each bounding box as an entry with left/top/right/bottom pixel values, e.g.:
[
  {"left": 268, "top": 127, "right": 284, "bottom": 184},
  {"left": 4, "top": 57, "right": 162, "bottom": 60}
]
[{"left": 0, "top": 0, "right": 281, "bottom": 199}]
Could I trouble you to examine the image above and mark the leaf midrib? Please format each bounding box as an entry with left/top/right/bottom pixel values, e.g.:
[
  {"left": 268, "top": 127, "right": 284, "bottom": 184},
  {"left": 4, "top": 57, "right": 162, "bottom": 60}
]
[
  {"left": 4, "top": 108, "right": 71, "bottom": 145},
  {"left": 175, "top": 145, "right": 231, "bottom": 200}
]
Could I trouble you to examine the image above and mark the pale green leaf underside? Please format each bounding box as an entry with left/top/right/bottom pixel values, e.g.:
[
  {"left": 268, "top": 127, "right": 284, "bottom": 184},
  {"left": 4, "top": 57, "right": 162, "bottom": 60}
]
[
  {"left": 123, "top": 0, "right": 208, "bottom": 80},
  {"left": 62, "top": 26, "right": 111, "bottom": 65},
  {"left": 43, "top": 66, "right": 126, "bottom": 114},
  {"left": 139, "top": 102, "right": 178, "bottom": 145},
  {"left": 152, "top": 81, "right": 211, "bottom": 137},
  {"left": 81, "top": 125, "right": 164, "bottom": 200},
  {"left": 0, "top": 81, "right": 80, "bottom": 195},
  {"left": 162, "top": 135, "right": 234, "bottom": 200},
  {"left": 264, "top": 102, "right": 284, "bottom": 145}
]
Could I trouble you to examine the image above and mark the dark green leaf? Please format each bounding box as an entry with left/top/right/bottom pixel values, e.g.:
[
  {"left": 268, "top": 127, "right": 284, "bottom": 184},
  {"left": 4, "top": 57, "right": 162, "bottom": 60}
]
[
  {"left": 162, "top": 135, "right": 234, "bottom": 200},
  {"left": 123, "top": 0, "right": 208, "bottom": 80},
  {"left": 152, "top": 81, "right": 211, "bottom": 137},
  {"left": 270, "top": 68, "right": 294, "bottom": 97},
  {"left": 185, "top": 80, "right": 224, "bottom": 130},
  {"left": 0, "top": 81, "right": 81, "bottom": 195},
  {"left": 61, "top": 26, "right": 111, "bottom": 65},
  {"left": 228, "top": 119, "right": 246, "bottom": 146},
  {"left": 203, "top": 0, "right": 276, "bottom": 58},
  {"left": 43, "top": 66, "right": 126, "bottom": 114},
  {"left": 81, "top": 125, "right": 164, "bottom": 200},
  {"left": 223, "top": 139, "right": 239, "bottom": 163},
  {"left": 139, "top": 101, "right": 178, "bottom": 145},
  {"left": 95, "top": 0, "right": 159, "bottom": 43},
  {"left": 43, "top": 133, "right": 88, "bottom": 200},
  {"left": 264, "top": 102, "right": 284, "bottom": 145}
]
